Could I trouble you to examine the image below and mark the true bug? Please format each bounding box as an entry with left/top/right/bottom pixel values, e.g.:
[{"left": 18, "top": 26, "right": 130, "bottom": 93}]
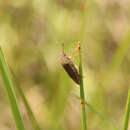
[{"left": 61, "top": 44, "right": 80, "bottom": 85}]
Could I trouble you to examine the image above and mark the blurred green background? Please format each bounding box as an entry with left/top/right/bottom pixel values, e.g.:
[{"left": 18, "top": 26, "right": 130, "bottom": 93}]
[{"left": 0, "top": 0, "right": 130, "bottom": 130}]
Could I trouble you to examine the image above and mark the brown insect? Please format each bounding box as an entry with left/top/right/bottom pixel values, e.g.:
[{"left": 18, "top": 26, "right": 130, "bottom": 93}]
[{"left": 61, "top": 45, "right": 80, "bottom": 85}]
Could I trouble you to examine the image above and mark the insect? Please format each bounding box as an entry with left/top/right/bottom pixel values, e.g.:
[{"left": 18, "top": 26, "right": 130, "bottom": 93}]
[{"left": 61, "top": 44, "right": 80, "bottom": 85}]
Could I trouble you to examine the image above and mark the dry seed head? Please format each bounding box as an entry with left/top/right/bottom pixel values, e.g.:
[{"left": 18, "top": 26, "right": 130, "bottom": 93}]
[{"left": 61, "top": 44, "right": 80, "bottom": 85}]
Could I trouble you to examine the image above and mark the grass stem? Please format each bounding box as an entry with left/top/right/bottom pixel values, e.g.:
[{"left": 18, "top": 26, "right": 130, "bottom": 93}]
[
  {"left": 0, "top": 47, "right": 26, "bottom": 130},
  {"left": 123, "top": 87, "right": 130, "bottom": 130},
  {"left": 10, "top": 69, "right": 42, "bottom": 130},
  {"left": 74, "top": 94, "right": 119, "bottom": 130},
  {"left": 78, "top": 42, "right": 87, "bottom": 130}
]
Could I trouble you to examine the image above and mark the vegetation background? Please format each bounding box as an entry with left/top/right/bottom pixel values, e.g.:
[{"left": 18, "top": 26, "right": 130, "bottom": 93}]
[{"left": 0, "top": 0, "right": 130, "bottom": 130}]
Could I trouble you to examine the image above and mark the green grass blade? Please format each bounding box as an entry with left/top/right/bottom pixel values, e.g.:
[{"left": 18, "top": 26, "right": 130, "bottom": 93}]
[
  {"left": 86, "top": 101, "right": 119, "bottom": 130},
  {"left": 78, "top": 42, "right": 87, "bottom": 130},
  {"left": 75, "top": 95, "right": 119, "bottom": 130},
  {"left": 0, "top": 47, "right": 26, "bottom": 130},
  {"left": 123, "top": 87, "right": 130, "bottom": 130},
  {"left": 10, "top": 69, "right": 42, "bottom": 130}
]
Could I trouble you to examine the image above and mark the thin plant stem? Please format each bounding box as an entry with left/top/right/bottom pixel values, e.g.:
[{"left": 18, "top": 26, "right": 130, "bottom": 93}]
[
  {"left": 78, "top": 42, "right": 87, "bottom": 130},
  {"left": 74, "top": 95, "right": 119, "bottom": 130},
  {"left": 0, "top": 47, "right": 26, "bottom": 130},
  {"left": 10, "top": 68, "right": 42, "bottom": 130},
  {"left": 123, "top": 87, "right": 130, "bottom": 130}
]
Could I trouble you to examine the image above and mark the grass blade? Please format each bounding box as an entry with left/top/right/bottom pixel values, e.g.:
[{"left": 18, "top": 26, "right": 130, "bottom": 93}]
[
  {"left": 123, "top": 87, "right": 130, "bottom": 130},
  {"left": 10, "top": 68, "right": 42, "bottom": 130},
  {"left": 75, "top": 95, "right": 119, "bottom": 130},
  {"left": 86, "top": 102, "right": 118, "bottom": 130},
  {"left": 78, "top": 42, "right": 87, "bottom": 130},
  {"left": 0, "top": 47, "right": 26, "bottom": 130}
]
